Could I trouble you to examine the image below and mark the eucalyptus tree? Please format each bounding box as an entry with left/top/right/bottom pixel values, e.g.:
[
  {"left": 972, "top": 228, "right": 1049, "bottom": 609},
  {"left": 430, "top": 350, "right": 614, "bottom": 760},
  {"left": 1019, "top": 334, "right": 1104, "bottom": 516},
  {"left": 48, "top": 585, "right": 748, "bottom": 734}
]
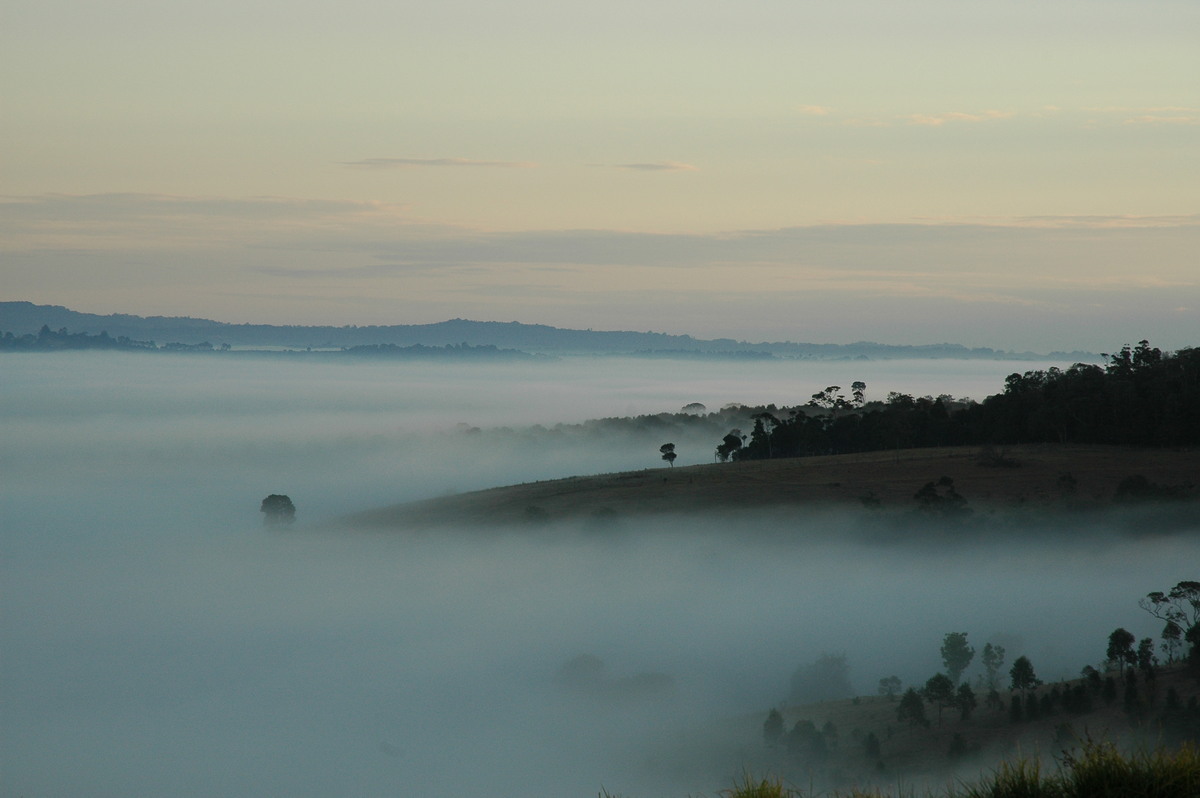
[{"left": 941, "top": 632, "right": 975, "bottom": 685}]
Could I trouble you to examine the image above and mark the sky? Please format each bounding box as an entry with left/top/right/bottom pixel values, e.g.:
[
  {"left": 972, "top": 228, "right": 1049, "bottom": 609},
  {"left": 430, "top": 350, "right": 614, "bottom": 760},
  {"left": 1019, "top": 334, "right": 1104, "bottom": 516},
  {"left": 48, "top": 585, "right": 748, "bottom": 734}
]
[{"left": 2, "top": 0, "right": 1198, "bottom": 351}]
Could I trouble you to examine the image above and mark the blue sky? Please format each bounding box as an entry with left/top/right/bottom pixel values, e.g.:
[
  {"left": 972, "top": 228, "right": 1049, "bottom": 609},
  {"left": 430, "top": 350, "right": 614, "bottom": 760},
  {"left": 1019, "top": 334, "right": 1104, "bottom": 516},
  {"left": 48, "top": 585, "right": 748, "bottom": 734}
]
[{"left": 2, "top": 0, "right": 1197, "bottom": 350}]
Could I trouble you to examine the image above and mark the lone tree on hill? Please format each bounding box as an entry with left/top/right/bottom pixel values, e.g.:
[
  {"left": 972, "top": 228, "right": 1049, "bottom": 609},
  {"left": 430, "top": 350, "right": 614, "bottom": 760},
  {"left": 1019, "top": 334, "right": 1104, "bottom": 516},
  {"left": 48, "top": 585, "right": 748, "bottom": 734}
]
[
  {"left": 878, "top": 675, "right": 902, "bottom": 701},
  {"left": 659, "top": 442, "right": 677, "bottom": 467},
  {"left": 260, "top": 494, "right": 295, "bottom": 526},
  {"left": 941, "top": 632, "right": 975, "bottom": 685}
]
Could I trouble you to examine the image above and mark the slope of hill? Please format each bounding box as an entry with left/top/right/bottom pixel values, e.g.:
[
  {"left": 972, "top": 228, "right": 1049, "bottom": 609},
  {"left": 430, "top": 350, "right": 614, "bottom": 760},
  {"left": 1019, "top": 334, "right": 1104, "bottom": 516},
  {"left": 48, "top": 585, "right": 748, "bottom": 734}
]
[
  {"left": 336, "top": 444, "right": 1199, "bottom": 531},
  {"left": 721, "top": 663, "right": 1200, "bottom": 795}
]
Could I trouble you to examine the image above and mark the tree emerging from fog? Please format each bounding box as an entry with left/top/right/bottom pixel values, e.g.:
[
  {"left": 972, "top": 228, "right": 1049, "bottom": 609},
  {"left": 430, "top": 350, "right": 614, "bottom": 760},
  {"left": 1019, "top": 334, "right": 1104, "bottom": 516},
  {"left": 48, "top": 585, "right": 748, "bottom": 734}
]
[
  {"left": 940, "top": 632, "right": 975, "bottom": 685},
  {"left": 260, "top": 494, "right": 295, "bottom": 526},
  {"left": 1009, "top": 655, "right": 1042, "bottom": 696},
  {"left": 878, "top": 675, "right": 902, "bottom": 701},
  {"left": 923, "top": 673, "right": 956, "bottom": 725},
  {"left": 762, "top": 708, "right": 784, "bottom": 747},
  {"left": 897, "top": 687, "right": 929, "bottom": 728},
  {"left": 980, "top": 642, "right": 1007, "bottom": 692}
]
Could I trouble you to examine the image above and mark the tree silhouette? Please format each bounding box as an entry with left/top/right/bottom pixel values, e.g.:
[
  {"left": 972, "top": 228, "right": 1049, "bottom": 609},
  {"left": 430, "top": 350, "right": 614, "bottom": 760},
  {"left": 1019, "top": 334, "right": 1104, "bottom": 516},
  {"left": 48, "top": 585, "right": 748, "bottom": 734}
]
[
  {"left": 1009, "top": 655, "right": 1041, "bottom": 696},
  {"left": 260, "top": 494, "right": 295, "bottom": 526},
  {"left": 1140, "top": 581, "right": 1200, "bottom": 666},
  {"left": 981, "top": 642, "right": 1006, "bottom": 692},
  {"left": 659, "top": 442, "right": 677, "bottom": 467},
  {"left": 762, "top": 708, "right": 784, "bottom": 747},
  {"left": 715, "top": 430, "right": 743, "bottom": 462},
  {"left": 1107, "top": 628, "right": 1136, "bottom": 676},
  {"left": 897, "top": 687, "right": 928, "bottom": 727},
  {"left": 941, "top": 632, "right": 975, "bottom": 685},
  {"left": 956, "top": 683, "right": 977, "bottom": 721},
  {"left": 923, "top": 673, "right": 956, "bottom": 725}
]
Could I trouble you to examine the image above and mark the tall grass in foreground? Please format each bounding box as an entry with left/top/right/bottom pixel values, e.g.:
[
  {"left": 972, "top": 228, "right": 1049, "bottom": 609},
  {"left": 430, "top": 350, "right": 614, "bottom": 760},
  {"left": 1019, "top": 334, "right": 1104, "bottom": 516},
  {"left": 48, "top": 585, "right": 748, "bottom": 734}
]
[
  {"left": 716, "top": 741, "right": 1199, "bottom": 798},
  {"left": 956, "top": 740, "right": 1200, "bottom": 798}
]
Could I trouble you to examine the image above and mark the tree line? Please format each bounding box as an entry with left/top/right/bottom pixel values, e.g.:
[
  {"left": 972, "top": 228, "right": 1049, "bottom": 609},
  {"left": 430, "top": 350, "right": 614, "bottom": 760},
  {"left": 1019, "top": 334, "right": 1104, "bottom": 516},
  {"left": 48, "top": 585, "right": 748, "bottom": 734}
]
[
  {"left": 765, "top": 580, "right": 1200, "bottom": 773},
  {"left": 718, "top": 341, "right": 1199, "bottom": 462}
]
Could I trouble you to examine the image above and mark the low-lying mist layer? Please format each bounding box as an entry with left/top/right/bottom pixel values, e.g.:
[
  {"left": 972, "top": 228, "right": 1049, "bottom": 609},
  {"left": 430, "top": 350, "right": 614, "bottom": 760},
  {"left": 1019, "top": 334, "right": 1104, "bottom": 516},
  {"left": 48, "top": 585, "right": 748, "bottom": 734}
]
[
  {"left": 2, "top": 352, "right": 1194, "bottom": 797},
  {"left": 5, "top": 512, "right": 1193, "bottom": 797}
]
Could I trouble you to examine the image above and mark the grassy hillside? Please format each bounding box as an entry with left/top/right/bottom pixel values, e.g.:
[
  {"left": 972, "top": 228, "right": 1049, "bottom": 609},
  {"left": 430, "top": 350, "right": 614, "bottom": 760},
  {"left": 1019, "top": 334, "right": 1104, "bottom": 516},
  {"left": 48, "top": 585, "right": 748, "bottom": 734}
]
[{"left": 336, "top": 444, "right": 1198, "bottom": 531}]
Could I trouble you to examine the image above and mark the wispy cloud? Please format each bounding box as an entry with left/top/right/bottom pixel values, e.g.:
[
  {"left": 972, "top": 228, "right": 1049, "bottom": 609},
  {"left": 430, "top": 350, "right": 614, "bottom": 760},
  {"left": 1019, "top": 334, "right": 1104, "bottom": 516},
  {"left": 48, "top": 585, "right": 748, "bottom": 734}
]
[
  {"left": 1123, "top": 114, "right": 1199, "bottom": 126},
  {"left": 1077, "top": 106, "right": 1200, "bottom": 126},
  {"left": 905, "top": 110, "right": 1014, "bottom": 126},
  {"left": 602, "top": 162, "right": 699, "bottom": 172},
  {"left": 0, "top": 193, "right": 435, "bottom": 251},
  {"left": 796, "top": 105, "right": 831, "bottom": 116},
  {"left": 1016, "top": 213, "right": 1200, "bottom": 229},
  {"left": 342, "top": 157, "right": 537, "bottom": 169}
]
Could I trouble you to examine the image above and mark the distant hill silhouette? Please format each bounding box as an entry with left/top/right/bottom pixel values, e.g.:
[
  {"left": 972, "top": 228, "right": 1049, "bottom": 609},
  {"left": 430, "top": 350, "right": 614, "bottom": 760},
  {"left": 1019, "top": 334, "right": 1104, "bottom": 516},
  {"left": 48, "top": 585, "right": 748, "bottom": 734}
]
[{"left": 0, "top": 301, "right": 1093, "bottom": 359}]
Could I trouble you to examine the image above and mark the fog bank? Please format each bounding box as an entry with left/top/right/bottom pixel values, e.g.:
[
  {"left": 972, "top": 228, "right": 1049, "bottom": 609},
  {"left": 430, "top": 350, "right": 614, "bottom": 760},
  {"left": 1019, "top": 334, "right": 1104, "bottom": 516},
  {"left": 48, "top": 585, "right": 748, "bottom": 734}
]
[{"left": 2, "top": 352, "right": 1194, "bottom": 797}]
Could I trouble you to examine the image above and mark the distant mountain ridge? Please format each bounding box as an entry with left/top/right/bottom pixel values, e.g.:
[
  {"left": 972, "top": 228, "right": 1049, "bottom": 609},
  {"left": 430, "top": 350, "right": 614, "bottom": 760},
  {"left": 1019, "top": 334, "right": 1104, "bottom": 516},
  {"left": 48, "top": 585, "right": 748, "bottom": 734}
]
[{"left": 0, "top": 301, "right": 1093, "bottom": 360}]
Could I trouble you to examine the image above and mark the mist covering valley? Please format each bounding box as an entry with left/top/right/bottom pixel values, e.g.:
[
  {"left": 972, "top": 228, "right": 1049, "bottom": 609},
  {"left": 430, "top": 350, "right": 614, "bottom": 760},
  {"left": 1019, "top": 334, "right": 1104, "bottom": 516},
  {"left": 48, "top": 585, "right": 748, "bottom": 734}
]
[{"left": 2, "top": 352, "right": 1195, "bottom": 797}]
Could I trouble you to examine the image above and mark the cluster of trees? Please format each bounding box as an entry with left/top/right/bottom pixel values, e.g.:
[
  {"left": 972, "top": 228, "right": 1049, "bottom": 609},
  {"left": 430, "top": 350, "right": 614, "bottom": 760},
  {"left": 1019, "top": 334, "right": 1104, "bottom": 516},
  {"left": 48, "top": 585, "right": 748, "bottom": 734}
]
[
  {"left": 765, "top": 584, "right": 1200, "bottom": 771},
  {"left": 888, "top": 634, "right": 1027, "bottom": 729},
  {"left": 1140, "top": 580, "right": 1200, "bottom": 666},
  {"left": 342, "top": 342, "right": 537, "bottom": 360},
  {"left": 0, "top": 325, "right": 163, "bottom": 351},
  {"left": 717, "top": 342, "right": 1200, "bottom": 461},
  {"left": 763, "top": 711, "right": 843, "bottom": 762}
]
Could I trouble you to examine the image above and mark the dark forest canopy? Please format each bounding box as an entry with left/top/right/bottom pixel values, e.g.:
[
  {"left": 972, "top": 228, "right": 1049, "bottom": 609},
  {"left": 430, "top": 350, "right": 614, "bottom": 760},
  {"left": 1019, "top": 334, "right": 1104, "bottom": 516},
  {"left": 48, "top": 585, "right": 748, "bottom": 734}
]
[{"left": 714, "top": 341, "right": 1199, "bottom": 458}]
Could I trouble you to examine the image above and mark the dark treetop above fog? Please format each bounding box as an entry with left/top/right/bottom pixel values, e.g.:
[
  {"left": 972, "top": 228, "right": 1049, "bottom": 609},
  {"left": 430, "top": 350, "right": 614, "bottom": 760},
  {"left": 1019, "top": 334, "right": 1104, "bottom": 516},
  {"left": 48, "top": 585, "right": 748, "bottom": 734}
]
[{"left": 0, "top": 302, "right": 1093, "bottom": 359}]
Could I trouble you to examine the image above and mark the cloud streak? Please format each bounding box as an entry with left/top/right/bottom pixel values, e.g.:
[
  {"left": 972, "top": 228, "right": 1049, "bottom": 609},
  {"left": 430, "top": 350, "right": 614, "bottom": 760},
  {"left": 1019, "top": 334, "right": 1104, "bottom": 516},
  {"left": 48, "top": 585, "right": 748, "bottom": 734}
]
[
  {"left": 342, "top": 157, "right": 537, "bottom": 169},
  {"left": 905, "top": 110, "right": 1015, "bottom": 126},
  {"left": 602, "top": 162, "right": 699, "bottom": 172}
]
